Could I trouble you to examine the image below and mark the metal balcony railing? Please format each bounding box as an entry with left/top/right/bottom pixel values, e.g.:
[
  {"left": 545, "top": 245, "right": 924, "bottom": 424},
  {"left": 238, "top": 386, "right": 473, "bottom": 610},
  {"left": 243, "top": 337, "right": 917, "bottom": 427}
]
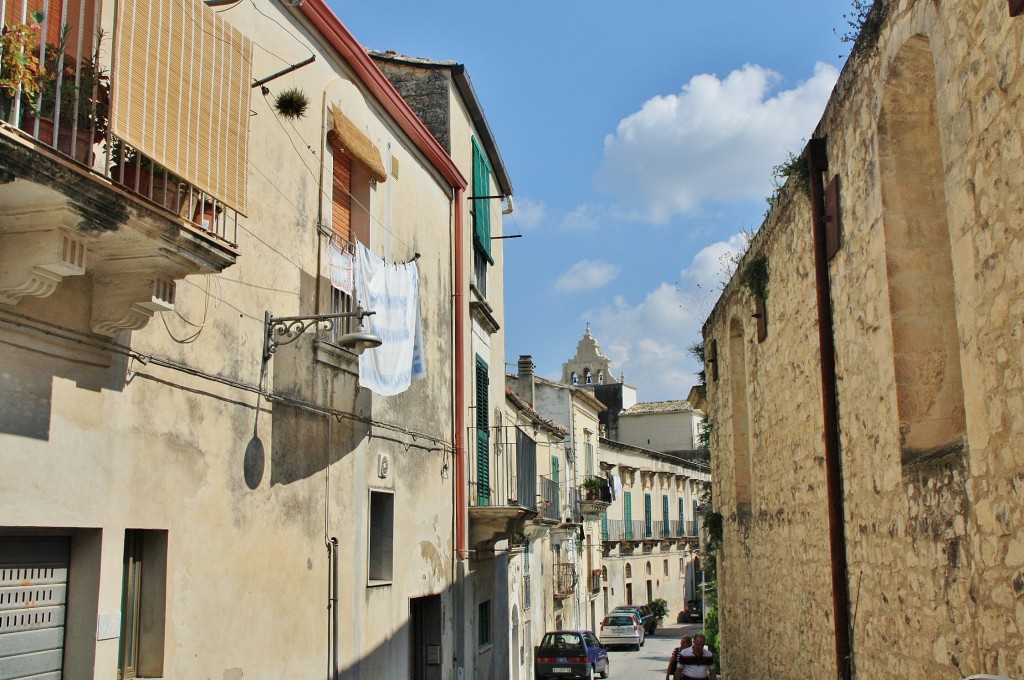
[
  {"left": 469, "top": 425, "right": 537, "bottom": 510},
  {"left": 579, "top": 476, "right": 612, "bottom": 503},
  {"left": 538, "top": 475, "right": 560, "bottom": 521},
  {"left": 555, "top": 563, "right": 577, "bottom": 596}
]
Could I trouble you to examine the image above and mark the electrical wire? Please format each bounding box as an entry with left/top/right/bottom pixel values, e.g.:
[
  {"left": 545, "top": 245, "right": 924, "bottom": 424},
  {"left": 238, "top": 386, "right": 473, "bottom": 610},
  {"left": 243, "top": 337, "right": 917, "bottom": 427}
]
[{"left": 0, "top": 310, "right": 452, "bottom": 451}]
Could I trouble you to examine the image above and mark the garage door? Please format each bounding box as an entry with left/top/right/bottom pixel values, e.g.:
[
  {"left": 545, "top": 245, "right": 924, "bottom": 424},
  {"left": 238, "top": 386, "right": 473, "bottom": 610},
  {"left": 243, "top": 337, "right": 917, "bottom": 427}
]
[{"left": 0, "top": 537, "right": 69, "bottom": 680}]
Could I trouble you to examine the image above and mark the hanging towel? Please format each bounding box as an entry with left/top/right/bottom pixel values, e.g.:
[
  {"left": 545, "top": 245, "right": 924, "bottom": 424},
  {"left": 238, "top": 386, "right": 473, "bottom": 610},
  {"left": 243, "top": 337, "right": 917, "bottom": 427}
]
[
  {"left": 328, "top": 241, "right": 355, "bottom": 295},
  {"left": 355, "top": 243, "right": 426, "bottom": 395},
  {"left": 612, "top": 475, "right": 623, "bottom": 501}
]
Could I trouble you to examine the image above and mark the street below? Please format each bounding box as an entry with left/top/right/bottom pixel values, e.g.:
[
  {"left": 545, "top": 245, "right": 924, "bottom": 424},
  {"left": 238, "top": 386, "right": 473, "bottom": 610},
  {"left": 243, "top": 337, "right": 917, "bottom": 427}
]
[{"left": 597, "top": 620, "right": 704, "bottom": 678}]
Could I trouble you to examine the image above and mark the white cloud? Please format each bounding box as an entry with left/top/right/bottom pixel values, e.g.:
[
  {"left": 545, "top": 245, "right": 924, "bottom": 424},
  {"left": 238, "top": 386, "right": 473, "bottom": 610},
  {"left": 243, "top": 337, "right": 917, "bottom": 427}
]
[
  {"left": 587, "top": 283, "right": 701, "bottom": 400},
  {"left": 510, "top": 196, "right": 546, "bottom": 230},
  {"left": 596, "top": 62, "right": 839, "bottom": 223},
  {"left": 681, "top": 233, "right": 750, "bottom": 289},
  {"left": 560, "top": 204, "right": 604, "bottom": 231},
  {"left": 554, "top": 260, "right": 621, "bottom": 292}
]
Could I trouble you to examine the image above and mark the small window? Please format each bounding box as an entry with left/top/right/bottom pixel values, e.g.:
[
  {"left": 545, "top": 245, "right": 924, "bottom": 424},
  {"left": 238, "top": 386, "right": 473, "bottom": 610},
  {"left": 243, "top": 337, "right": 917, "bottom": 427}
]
[
  {"left": 601, "top": 566, "right": 607, "bottom": 582},
  {"left": 663, "top": 559, "right": 669, "bottom": 577},
  {"left": 625, "top": 563, "right": 632, "bottom": 579},
  {"left": 645, "top": 561, "right": 652, "bottom": 576},
  {"left": 679, "top": 558, "right": 685, "bottom": 575},
  {"left": 478, "top": 600, "right": 492, "bottom": 648},
  {"left": 571, "top": 372, "right": 579, "bottom": 385},
  {"left": 584, "top": 368, "right": 592, "bottom": 384},
  {"left": 369, "top": 490, "right": 394, "bottom": 583}
]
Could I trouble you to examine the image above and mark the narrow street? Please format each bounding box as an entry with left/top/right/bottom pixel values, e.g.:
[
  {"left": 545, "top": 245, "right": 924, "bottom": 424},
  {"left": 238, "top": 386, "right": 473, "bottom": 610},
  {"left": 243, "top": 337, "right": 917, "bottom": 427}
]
[{"left": 600, "top": 621, "right": 705, "bottom": 678}]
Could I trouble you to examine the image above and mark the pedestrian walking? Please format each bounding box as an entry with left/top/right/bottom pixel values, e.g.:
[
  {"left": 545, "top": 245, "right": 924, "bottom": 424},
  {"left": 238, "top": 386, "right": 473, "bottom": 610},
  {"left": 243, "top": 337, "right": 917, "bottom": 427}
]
[{"left": 666, "top": 634, "right": 717, "bottom": 680}]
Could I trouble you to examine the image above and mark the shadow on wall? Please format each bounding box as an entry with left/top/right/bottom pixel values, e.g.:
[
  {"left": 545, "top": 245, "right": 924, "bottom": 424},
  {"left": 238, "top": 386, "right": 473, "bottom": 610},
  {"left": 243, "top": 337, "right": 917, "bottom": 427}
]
[
  {"left": 0, "top": 336, "right": 127, "bottom": 440},
  {"left": 269, "top": 399, "right": 371, "bottom": 486}
]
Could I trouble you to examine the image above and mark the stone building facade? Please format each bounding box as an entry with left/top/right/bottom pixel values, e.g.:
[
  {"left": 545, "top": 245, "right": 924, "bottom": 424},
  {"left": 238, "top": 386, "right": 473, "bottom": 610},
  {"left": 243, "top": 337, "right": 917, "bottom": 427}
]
[{"left": 701, "top": 1, "right": 1024, "bottom": 679}]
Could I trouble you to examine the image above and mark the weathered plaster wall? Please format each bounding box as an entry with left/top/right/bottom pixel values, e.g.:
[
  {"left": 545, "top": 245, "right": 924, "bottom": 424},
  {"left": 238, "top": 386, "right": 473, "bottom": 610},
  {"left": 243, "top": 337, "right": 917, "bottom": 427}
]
[{"left": 702, "top": 2, "right": 1024, "bottom": 679}]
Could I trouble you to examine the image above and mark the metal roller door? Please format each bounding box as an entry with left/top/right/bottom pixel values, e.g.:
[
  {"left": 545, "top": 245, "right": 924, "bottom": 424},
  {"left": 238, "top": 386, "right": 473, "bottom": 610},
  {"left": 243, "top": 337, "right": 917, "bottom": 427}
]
[{"left": 0, "top": 537, "right": 70, "bottom": 680}]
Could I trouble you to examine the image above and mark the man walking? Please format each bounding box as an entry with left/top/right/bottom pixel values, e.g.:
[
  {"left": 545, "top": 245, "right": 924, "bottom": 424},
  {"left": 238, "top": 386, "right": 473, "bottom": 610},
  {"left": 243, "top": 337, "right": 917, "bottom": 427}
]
[{"left": 666, "top": 633, "right": 717, "bottom": 680}]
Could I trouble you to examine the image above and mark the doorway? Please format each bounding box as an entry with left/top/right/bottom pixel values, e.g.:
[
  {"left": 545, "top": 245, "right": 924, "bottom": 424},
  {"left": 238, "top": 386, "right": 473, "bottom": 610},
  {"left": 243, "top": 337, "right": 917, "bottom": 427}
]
[{"left": 410, "top": 595, "right": 442, "bottom": 680}]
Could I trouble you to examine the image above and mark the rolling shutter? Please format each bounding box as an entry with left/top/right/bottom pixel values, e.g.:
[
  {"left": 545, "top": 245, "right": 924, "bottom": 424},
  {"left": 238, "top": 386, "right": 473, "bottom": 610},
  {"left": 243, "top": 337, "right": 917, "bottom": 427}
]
[
  {"left": 112, "top": 0, "right": 253, "bottom": 213},
  {"left": 0, "top": 537, "right": 70, "bottom": 680},
  {"left": 332, "top": 153, "right": 353, "bottom": 243}
]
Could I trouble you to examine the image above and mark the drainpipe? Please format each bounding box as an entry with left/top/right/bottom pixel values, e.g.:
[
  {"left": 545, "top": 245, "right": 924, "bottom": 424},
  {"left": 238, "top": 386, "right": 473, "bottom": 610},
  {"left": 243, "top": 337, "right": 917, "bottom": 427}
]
[
  {"left": 454, "top": 186, "right": 467, "bottom": 558},
  {"left": 806, "top": 137, "right": 853, "bottom": 680},
  {"left": 329, "top": 537, "right": 340, "bottom": 680}
]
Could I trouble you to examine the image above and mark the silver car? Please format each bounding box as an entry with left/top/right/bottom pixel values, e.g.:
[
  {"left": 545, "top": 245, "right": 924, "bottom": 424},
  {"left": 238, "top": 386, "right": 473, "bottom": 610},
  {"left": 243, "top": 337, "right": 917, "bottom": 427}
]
[{"left": 599, "top": 612, "right": 644, "bottom": 650}]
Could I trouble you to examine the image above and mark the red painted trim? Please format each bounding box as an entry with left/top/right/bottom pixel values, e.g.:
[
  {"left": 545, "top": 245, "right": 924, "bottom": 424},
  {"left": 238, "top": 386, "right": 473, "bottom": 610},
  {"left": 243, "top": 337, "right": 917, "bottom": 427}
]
[
  {"left": 454, "top": 187, "right": 467, "bottom": 556},
  {"left": 299, "top": 0, "right": 467, "bottom": 190}
]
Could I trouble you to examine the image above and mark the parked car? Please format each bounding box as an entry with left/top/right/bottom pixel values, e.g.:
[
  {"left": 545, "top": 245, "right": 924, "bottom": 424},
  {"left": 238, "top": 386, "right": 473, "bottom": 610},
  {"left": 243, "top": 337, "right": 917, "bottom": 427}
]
[
  {"left": 599, "top": 612, "right": 645, "bottom": 651},
  {"left": 534, "top": 629, "right": 610, "bottom": 679},
  {"left": 679, "top": 599, "right": 703, "bottom": 623},
  {"left": 610, "top": 604, "right": 656, "bottom": 634}
]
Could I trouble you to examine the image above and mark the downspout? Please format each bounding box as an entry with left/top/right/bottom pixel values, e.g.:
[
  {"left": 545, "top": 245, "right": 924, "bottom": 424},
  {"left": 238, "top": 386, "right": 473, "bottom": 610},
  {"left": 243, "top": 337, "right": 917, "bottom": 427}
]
[
  {"left": 806, "top": 137, "right": 853, "bottom": 680},
  {"left": 329, "top": 537, "right": 340, "bottom": 680},
  {"left": 454, "top": 186, "right": 467, "bottom": 559}
]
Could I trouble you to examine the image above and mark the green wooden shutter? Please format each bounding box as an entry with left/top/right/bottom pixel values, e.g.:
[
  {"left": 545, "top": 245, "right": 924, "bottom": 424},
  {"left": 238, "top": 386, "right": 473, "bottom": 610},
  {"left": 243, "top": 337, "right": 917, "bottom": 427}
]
[
  {"left": 662, "top": 496, "right": 670, "bottom": 537},
  {"left": 601, "top": 512, "right": 608, "bottom": 541},
  {"left": 679, "top": 498, "right": 685, "bottom": 536},
  {"left": 476, "top": 356, "right": 490, "bottom": 506},
  {"left": 471, "top": 137, "right": 493, "bottom": 263},
  {"left": 624, "top": 492, "right": 632, "bottom": 540},
  {"left": 644, "top": 493, "right": 653, "bottom": 537},
  {"left": 551, "top": 456, "right": 559, "bottom": 483}
]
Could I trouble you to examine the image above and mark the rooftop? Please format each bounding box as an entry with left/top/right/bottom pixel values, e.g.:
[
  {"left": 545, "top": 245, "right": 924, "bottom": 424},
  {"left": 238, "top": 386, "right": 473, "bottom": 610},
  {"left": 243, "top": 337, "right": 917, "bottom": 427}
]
[{"left": 620, "top": 400, "right": 694, "bottom": 416}]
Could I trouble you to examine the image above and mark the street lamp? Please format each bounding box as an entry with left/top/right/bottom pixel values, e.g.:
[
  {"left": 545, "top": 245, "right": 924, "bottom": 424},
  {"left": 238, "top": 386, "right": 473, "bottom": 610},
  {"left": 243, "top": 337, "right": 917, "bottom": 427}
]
[{"left": 263, "top": 306, "right": 382, "bottom": 362}]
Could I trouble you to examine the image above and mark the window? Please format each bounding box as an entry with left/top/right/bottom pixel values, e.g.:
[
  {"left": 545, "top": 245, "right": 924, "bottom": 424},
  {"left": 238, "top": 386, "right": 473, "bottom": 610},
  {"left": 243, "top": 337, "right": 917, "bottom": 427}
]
[
  {"left": 623, "top": 491, "right": 633, "bottom": 540},
  {"left": 478, "top": 600, "right": 492, "bottom": 648},
  {"left": 584, "top": 435, "right": 594, "bottom": 477},
  {"left": 475, "top": 356, "right": 490, "bottom": 506},
  {"left": 664, "top": 559, "right": 669, "bottom": 577},
  {"left": 368, "top": 490, "right": 394, "bottom": 582},
  {"left": 662, "top": 495, "right": 670, "bottom": 537},
  {"left": 601, "top": 566, "right": 607, "bottom": 582},
  {"left": 680, "top": 558, "right": 685, "bottom": 575},
  {"left": 571, "top": 372, "right": 579, "bottom": 385},
  {"left": 645, "top": 561, "right": 652, "bottom": 576},
  {"left": 327, "top": 145, "right": 371, "bottom": 341},
  {"left": 624, "top": 563, "right": 632, "bottom": 579},
  {"left": 119, "top": 530, "right": 168, "bottom": 679},
  {"left": 584, "top": 368, "right": 592, "bottom": 384}
]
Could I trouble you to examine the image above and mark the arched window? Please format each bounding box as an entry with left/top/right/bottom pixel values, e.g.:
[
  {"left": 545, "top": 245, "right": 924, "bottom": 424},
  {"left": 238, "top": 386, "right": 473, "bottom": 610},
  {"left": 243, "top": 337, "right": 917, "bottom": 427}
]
[
  {"left": 601, "top": 566, "right": 608, "bottom": 582},
  {"left": 584, "top": 368, "right": 592, "bottom": 384},
  {"left": 645, "top": 561, "right": 652, "bottom": 576},
  {"left": 879, "top": 35, "right": 965, "bottom": 463},
  {"left": 729, "top": 317, "right": 752, "bottom": 514},
  {"left": 625, "top": 563, "right": 632, "bottom": 579},
  {"left": 571, "top": 372, "right": 579, "bottom": 385},
  {"left": 597, "top": 371, "right": 605, "bottom": 384}
]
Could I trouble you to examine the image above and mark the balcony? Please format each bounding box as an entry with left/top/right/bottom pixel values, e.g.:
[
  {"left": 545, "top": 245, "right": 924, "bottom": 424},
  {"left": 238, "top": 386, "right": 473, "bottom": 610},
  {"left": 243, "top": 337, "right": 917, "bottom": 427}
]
[
  {"left": 468, "top": 425, "right": 538, "bottom": 550},
  {"left": 553, "top": 563, "right": 577, "bottom": 600},
  {"left": 533, "top": 475, "right": 561, "bottom": 526},
  {"left": 0, "top": 0, "right": 247, "bottom": 337},
  {"left": 578, "top": 476, "right": 612, "bottom": 518}
]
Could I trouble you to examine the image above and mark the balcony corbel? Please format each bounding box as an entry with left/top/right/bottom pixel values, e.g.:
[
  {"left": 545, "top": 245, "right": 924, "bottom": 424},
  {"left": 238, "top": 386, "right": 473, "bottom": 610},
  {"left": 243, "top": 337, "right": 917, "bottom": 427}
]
[{"left": 0, "top": 229, "right": 88, "bottom": 305}]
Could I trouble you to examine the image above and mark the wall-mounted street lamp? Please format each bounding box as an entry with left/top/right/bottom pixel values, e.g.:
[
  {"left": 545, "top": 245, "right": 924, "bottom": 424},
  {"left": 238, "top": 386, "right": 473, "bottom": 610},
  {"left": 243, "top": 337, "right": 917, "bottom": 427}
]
[{"left": 263, "top": 306, "right": 382, "bottom": 362}]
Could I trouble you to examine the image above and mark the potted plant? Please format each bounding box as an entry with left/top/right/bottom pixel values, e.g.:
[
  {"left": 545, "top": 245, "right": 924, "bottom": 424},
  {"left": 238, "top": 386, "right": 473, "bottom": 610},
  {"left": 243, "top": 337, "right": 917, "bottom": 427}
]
[
  {"left": 31, "top": 29, "right": 110, "bottom": 162},
  {"left": 583, "top": 476, "right": 606, "bottom": 500},
  {"left": 0, "top": 11, "right": 48, "bottom": 123}
]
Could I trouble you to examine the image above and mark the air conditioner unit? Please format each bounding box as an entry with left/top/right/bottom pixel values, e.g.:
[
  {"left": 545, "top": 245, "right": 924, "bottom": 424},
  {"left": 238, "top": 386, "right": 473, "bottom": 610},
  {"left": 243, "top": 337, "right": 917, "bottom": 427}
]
[{"left": 377, "top": 453, "right": 391, "bottom": 479}]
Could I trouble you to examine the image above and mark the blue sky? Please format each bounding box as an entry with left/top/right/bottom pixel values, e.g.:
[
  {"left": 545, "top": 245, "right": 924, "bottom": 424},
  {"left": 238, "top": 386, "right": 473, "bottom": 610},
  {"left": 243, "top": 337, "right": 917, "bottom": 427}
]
[{"left": 331, "top": 1, "right": 852, "bottom": 402}]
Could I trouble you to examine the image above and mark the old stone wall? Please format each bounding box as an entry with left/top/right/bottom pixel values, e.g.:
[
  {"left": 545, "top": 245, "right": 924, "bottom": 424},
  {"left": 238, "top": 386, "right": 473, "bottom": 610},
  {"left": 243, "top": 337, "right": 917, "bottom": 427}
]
[{"left": 702, "top": 1, "right": 1024, "bottom": 679}]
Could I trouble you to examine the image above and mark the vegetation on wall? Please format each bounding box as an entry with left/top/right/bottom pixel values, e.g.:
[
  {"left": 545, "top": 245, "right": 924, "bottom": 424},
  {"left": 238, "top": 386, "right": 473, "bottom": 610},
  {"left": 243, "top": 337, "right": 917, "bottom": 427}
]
[
  {"left": 837, "top": 0, "right": 889, "bottom": 52},
  {"left": 739, "top": 255, "right": 770, "bottom": 300},
  {"left": 274, "top": 87, "right": 310, "bottom": 119}
]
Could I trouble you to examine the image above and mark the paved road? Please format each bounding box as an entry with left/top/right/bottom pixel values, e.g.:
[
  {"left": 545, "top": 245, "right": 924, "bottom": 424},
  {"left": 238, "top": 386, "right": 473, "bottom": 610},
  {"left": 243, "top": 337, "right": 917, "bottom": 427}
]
[{"left": 602, "top": 620, "right": 704, "bottom": 679}]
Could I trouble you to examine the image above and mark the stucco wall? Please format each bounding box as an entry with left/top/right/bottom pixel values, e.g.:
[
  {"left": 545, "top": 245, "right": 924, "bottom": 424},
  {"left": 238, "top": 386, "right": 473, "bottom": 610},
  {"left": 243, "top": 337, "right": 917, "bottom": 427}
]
[
  {"left": 702, "top": 2, "right": 1024, "bottom": 679},
  {"left": 0, "top": 3, "right": 460, "bottom": 679}
]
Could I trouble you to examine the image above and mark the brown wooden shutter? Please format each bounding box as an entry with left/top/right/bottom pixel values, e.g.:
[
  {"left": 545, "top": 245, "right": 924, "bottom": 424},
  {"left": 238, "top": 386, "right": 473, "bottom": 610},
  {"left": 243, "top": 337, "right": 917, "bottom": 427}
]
[
  {"left": 112, "top": 0, "right": 252, "bottom": 213},
  {"left": 824, "top": 175, "right": 841, "bottom": 261},
  {"left": 332, "top": 152, "right": 352, "bottom": 243},
  {"left": 755, "top": 298, "right": 768, "bottom": 343},
  {"left": 708, "top": 339, "right": 718, "bottom": 381}
]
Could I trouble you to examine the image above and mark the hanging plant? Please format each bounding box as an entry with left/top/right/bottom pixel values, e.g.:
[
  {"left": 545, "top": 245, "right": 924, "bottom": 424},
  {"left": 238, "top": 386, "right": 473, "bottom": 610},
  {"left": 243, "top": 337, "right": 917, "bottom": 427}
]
[{"left": 273, "top": 87, "right": 309, "bottom": 119}]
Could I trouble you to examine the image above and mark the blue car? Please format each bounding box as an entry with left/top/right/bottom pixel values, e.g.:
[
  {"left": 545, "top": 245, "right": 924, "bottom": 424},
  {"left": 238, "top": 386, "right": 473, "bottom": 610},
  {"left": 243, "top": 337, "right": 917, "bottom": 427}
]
[{"left": 534, "top": 629, "right": 611, "bottom": 679}]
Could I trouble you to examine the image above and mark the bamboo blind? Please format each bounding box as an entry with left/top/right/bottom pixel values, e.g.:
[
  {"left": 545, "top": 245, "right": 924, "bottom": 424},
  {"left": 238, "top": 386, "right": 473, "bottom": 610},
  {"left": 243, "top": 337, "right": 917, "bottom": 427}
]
[
  {"left": 112, "top": 0, "right": 252, "bottom": 214},
  {"left": 327, "top": 104, "right": 386, "bottom": 184}
]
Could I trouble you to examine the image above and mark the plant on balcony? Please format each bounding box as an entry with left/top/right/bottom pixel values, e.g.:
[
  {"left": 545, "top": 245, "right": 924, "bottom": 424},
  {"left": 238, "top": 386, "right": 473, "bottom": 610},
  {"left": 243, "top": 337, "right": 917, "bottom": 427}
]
[
  {"left": 0, "top": 11, "right": 48, "bottom": 118},
  {"left": 37, "top": 29, "right": 110, "bottom": 136},
  {"left": 582, "top": 476, "right": 606, "bottom": 500}
]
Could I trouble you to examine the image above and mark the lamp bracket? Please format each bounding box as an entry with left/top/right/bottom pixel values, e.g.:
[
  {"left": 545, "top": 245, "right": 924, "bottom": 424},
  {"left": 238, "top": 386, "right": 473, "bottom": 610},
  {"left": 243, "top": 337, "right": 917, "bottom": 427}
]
[{"left": 263, "top": 307, "right": 375, "bottom": 361}]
